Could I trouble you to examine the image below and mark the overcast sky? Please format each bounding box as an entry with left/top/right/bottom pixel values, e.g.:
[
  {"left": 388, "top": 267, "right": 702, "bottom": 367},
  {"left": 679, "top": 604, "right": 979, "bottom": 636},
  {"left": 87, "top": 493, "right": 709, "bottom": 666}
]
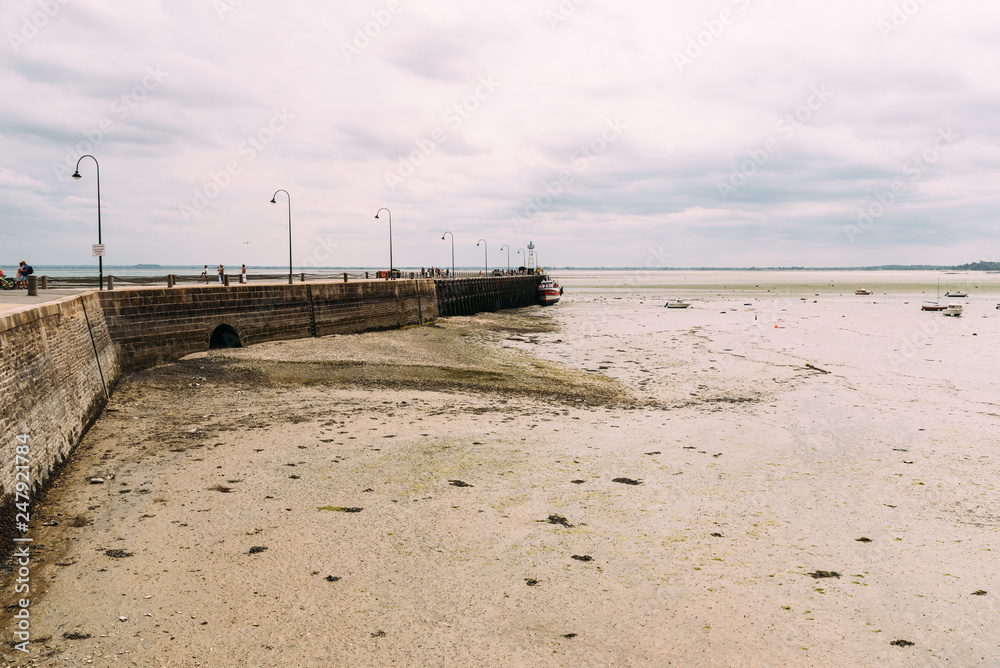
[{"left": 1, "top": 0, "right": 997, "bottom": 269}]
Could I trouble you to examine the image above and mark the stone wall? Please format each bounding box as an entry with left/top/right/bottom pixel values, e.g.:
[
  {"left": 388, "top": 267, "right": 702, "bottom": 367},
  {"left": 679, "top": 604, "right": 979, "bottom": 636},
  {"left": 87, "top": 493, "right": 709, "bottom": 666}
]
[
  {"left": 0, "top": 276, "right": 524, "bottom": 534},
  {"left": 435, "top": 275, "right": 542, "bottom": 316},
  {"left": 0, "top": 293, "right": 119, "bottom": 538},
  {"left": 100, "top": 279, "right": 439, "bottom": 371}
]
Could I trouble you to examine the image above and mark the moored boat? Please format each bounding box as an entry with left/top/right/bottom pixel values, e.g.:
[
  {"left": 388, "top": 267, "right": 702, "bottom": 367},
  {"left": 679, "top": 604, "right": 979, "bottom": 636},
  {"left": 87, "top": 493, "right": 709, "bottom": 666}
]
[
  {"left": 922, "top": 278, "right": 946, "bottom": 311},
  {"left": 945, "top": 291, "right": 968, "bottom": 298},
  {"left": 855, "top": 289, "right": 872, "bottom": 295},
  {"left": 942, "top": 303, "right": 963, "bottom": 316},
  {"left": 538, "top": 279, "right": 562, "bottom": 305},
  {"left": 665, "top": 300, "right": 691, "bottom": 309}
]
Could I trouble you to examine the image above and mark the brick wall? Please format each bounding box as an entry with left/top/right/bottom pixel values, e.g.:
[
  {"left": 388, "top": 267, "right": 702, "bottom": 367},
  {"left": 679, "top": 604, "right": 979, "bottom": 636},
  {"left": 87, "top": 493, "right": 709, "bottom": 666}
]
[
  {"left": 0, "top": 293, "right": 119, "bottom": 539},
  {"left": 0, "top": 277, "right": 521, "bottom": 533},
  {"left": 435, "top": 275, "right": 543, "bottom": 316}
]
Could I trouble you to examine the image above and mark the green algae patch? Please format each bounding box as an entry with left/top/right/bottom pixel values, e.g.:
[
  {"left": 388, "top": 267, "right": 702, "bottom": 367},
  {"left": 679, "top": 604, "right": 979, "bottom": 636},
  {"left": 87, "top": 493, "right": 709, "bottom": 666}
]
[{"left": 318, "top": 506, "right": 363, "bottom": 513}]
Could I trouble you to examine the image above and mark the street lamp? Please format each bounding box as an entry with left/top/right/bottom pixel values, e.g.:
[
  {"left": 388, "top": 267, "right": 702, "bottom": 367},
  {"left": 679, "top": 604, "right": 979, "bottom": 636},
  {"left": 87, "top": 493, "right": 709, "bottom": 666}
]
[
  {"left": 476, "top": 239, "right": 487, "bottom": 275},
  {"left": 517, "top": 248, "right": 525, "bottom": 273},
  {"left": 71, "top": 155, "right": 103, "bottom": 290},
  {"left": 374, "top": 208, "right": 393, "bottom": 278},
  {"left": 441, "top": 231, "right": 455, "bottom": 278},
  {"left": 500, "top": 244, "right": 510, "bottom": 273},
  {"left": 270, "top": 189, "right": 292, "bottom": 284}
]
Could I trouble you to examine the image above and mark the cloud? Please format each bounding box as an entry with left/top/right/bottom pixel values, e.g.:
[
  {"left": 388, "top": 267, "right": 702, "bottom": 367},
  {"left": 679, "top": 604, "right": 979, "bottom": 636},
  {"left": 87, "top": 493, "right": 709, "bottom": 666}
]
[{"left": 0, "top": 0, "right": 998, "bottom": 268}]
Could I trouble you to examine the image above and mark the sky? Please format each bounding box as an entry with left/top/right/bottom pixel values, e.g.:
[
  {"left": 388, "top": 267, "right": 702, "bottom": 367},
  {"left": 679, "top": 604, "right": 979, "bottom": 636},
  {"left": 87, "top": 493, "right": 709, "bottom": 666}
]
[{"left": 1, "top": 0, "right": 998, "bottom": 270}]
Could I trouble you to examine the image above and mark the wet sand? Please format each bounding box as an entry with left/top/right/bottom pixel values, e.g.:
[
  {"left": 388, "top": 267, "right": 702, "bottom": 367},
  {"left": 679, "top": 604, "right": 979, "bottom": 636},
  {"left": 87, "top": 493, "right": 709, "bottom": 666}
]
[{"left": 4, "top": 281, "right": 1000, "bottom": 667}]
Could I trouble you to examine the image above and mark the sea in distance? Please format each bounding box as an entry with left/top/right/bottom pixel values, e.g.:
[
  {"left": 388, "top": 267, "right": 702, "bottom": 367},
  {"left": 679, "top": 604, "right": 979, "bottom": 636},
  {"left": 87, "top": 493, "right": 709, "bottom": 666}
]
[{"left": 7, "top": 268, "right": 1000, "bottom": 666}]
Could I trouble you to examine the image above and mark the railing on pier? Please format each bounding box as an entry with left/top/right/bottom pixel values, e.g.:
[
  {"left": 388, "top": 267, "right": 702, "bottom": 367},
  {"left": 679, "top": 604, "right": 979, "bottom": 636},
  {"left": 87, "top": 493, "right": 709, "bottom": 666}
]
[{"left": 40, "top": 270, "right": 545, "bottom": 289}]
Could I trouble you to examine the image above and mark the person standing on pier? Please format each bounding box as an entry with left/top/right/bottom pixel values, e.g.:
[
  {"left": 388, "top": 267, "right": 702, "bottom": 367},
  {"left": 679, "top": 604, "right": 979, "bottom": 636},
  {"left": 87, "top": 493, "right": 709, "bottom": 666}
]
[
  {"left": 240, "top": 264, "right": 248, "bottom": 284},
  {"left": 217, "top": 264, "right": 225, "bottom": 284}
]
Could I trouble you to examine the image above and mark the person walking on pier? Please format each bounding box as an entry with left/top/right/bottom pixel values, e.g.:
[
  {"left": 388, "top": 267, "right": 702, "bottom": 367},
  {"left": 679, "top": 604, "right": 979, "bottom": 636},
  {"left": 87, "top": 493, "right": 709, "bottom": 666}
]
[{"left": 200, "top": 265, "right": 208, "bottom": 283}]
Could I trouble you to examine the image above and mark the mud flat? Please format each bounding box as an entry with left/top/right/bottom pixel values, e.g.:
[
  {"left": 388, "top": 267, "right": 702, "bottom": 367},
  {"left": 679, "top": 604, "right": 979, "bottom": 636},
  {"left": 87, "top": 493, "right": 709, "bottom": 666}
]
[{"left": 3, "top": 296, "right": 999, "bottom": 667}]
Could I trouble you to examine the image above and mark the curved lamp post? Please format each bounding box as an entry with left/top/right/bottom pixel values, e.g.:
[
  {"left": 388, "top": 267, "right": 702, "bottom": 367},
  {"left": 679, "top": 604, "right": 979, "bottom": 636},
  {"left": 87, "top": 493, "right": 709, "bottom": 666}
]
[
  {"left": 517, "top": 248, "right": 525, "bottom": 273},
  {"left": 441, "top": 231, "right": 455, "bottom": 278},
  {"left": 71, "top": 155, "right": 103, "bottom": 290},
  {"left": 270, "top": 189, "right": 293, "bottom": 284},
  {"left": 476, "top": 239, "right": 488, "bottom": 275},
  {"left": 374, "top": 208, "right": 393, "bottom": 278},
  {"left": 500, "top": 244, "right": 510, "bottom": 274}
]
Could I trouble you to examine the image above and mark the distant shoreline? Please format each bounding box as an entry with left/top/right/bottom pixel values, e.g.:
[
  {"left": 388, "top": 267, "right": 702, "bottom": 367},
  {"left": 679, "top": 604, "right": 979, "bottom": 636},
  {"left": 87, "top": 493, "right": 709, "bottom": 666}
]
[{"left": 10, "top": 264, "right": 1000, "bottom": 272}]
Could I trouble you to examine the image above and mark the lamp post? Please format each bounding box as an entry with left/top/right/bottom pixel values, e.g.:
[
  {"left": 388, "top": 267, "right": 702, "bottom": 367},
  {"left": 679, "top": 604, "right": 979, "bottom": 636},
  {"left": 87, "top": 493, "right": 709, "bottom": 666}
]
[
  {"left": 375, "top": 208, "right": 393, "bottom": 278},
  {"left": 500, "top": 244, "right": 510, "bottom": 273},
  {"left": 517, "top": 248, "right": 525, "bottom": 273},
  {"left": 71, "top": 155, "right": 103, "bottom": 290},
  {"left": 270, "top": 189, "right": 293, "bottom": 284},
  {"left": 476, "top": 239, "right": 487, "bottom": 275},
  {"left": 441, "top": 231, "right": 455, "bottom": 278}
]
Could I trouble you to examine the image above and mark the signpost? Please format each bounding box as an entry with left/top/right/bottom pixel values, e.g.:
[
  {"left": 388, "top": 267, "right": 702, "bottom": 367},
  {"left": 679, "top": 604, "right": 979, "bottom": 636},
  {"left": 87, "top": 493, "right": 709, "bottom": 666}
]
[{"left": 92, "top": 244, "right": 105, "bottom": 257}]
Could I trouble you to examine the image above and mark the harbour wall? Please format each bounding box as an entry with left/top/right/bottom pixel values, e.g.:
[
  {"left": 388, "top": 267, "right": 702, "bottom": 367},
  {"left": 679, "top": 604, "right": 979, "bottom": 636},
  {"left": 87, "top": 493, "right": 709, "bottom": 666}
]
[
  {"left": 0, "top": 293, "right": 119, "bottom": 539},
  {"left": 1, "top": 276, "right": 541, "bottom": 538},
  {"left": 435, "top": 275, "right": 542, "bottom": 316}
]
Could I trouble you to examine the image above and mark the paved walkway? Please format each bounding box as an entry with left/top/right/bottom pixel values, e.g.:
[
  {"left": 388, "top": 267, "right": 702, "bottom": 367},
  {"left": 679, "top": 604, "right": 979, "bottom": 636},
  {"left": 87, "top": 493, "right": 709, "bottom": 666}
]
[{"left": 0, "top": 288, "right": 93, "bottom": 313}]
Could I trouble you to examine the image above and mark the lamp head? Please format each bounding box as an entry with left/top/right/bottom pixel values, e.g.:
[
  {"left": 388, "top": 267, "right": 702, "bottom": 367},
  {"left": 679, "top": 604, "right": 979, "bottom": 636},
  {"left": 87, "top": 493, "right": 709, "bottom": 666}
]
[
  {"left": 374, "top": 213, "right": 380, "bottom": 219},
  {"left": 72, "top": 171, "right": 82, "bottom": 180},
  {"left": 441, "top": 235, "right": 445, "bottom": 240},
  {"left": 270, "top": 198, "right": 276, "bottom": 204}
]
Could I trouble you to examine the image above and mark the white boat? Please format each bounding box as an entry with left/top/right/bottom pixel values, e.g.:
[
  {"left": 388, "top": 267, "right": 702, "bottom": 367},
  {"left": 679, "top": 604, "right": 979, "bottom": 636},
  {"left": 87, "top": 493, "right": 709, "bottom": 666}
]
[
  {"left": 945, "top": 291, "right": 968, "bottom": 298},
  {"left": 942, "top": 303, "right": 963, "bottom": 317},
  {"left": 922, "top": 278, "right": 946, "bottom": 311},
  {"left": 665, "top": 300, "right": 691, "bottom": 309},
  {"left": 855, "top": 289, "right": 872, "bottom": 295}
]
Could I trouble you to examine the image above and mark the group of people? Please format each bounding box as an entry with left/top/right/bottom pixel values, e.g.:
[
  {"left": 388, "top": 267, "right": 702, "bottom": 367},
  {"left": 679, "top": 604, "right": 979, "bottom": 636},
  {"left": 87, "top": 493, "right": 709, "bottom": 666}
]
[
  {"left": 420, "top": 267, "right": 451, "bottom": 278},
  {"left": 199, "top": 264, "right": 248, "bottom": 284},
  {"left": 0, "top": 261, "right": 35, "bottom": 289}
]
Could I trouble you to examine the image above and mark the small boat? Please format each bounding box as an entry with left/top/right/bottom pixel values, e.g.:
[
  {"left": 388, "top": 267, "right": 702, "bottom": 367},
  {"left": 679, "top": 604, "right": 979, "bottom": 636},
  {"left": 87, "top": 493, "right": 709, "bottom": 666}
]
[
  {"left": 665, "top": 300, "right": 691, "bottom": 309},
  {"left": 538, "top": 279, "right": 562, "bottom": 305},
  {"left": 945, "top": 291, "right": 968, "bottom": 298},
  {"left": 855, "top": 289, "right": 872, "bottom": 295},
  {"left": 942, "top": 303, "right": 963, "bottom": 317},
  {"left": 922, "top": 278, "right": 946, "bottom": 311}
]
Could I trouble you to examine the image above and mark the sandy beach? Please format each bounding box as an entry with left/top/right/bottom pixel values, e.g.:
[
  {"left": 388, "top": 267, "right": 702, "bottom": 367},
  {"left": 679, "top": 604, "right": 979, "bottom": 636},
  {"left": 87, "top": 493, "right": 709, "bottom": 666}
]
[{"left": 4, "top": 271, "right": 1000, "bottom": 667}]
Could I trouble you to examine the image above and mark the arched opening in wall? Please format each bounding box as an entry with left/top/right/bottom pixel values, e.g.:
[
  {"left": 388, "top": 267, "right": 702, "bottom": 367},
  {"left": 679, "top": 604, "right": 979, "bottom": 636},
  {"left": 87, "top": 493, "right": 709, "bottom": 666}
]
[{"left": 209, "top": 324, "right": 242, "bottom": 349}]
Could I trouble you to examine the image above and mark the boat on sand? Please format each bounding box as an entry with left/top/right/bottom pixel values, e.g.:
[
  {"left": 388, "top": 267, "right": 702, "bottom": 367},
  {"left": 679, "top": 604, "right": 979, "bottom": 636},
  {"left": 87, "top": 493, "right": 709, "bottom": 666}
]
[{"left": 538, "top": 279, "right": 562, "bottom": 305}]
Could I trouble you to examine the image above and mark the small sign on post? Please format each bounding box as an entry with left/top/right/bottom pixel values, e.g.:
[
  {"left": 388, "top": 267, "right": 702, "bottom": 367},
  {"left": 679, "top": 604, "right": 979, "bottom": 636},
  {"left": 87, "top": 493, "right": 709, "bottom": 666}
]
[{"left": 92, "top": 244, "right": 105, "bottom": 257}]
